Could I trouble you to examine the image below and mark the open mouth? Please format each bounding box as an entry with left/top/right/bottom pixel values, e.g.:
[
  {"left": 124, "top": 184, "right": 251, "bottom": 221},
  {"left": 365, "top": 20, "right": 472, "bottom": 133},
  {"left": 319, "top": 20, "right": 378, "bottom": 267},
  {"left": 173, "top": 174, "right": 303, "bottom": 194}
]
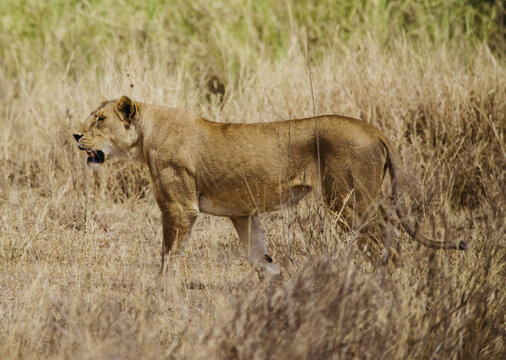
[{"left": 85, "top": 149, "right": 105, "bottom": 164}]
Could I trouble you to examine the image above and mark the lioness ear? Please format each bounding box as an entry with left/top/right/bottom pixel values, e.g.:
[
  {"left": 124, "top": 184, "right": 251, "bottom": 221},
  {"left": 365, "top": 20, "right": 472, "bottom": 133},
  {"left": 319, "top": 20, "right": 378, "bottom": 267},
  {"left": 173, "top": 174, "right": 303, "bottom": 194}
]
[{"left": 115, "top": 95, "right": 136, "bottom": 127}]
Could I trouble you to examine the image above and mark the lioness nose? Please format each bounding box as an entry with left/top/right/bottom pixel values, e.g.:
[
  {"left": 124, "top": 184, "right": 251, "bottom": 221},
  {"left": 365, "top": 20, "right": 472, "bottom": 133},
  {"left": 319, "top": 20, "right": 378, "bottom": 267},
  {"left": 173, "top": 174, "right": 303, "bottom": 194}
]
[{"left": 73, "top": 133, "right": 83, "bottom": 142}]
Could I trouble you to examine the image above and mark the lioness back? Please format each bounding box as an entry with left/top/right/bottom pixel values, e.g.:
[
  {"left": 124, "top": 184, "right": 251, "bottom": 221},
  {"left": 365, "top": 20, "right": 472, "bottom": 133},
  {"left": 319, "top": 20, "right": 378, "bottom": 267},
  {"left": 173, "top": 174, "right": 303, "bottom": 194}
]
[{"left": 196, "top": 115, "right": 386, "bottom": 215}]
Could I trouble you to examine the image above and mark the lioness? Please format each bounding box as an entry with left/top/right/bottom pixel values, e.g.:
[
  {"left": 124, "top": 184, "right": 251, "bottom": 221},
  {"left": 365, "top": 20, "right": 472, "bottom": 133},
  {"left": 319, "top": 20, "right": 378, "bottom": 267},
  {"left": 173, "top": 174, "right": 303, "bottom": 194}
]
[{"left": 74, "top": 96, "right": 467, "bottom": 278}]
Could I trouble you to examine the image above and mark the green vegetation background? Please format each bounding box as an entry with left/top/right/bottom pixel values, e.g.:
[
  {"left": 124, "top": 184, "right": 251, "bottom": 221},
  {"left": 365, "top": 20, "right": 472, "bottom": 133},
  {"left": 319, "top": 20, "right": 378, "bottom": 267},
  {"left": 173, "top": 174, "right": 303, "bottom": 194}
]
[{"left": 1, "top": 0, "right": 503, "bottom": 78}]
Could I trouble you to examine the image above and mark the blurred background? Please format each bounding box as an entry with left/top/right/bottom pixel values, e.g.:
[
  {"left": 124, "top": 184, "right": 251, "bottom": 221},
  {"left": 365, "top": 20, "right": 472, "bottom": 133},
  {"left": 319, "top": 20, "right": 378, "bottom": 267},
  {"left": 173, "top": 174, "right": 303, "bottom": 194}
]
[{"left": 1, "top": 0, "right": 504, "bottom": 79}]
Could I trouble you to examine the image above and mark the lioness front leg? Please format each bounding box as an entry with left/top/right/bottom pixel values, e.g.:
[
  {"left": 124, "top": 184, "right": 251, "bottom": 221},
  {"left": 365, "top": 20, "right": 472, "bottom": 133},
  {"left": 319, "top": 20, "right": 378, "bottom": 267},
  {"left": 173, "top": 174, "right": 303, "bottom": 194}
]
[
  {"left": 149, "top": 163, "right": 199, "bottom": 274},
  {"left": 159, "top": 206, "right": 197, "bottom": 274},
  {"left": 230, "top": 215, "right": 281, "bottom": 279}
]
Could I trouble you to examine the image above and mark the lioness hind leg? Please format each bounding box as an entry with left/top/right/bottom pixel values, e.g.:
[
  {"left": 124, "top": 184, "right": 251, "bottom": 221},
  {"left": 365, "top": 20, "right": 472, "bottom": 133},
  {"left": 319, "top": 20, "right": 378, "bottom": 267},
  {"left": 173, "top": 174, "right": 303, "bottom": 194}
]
[
  {"left": 322, "top": 169, "right": 396, "bottom": 267},
  {"left": 327, "top": 197, "right": 386, "bottom": 265},
  {"left": 230, "top": 215, "right": 281, "bottom": 279}
]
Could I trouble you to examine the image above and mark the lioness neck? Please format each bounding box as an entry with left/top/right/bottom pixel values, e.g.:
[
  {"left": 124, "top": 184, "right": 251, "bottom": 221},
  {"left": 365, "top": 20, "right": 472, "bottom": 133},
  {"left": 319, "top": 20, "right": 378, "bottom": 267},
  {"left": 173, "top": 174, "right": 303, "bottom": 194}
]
[{"left": 134, "top": 103, "right": 203, "bottom": 166}]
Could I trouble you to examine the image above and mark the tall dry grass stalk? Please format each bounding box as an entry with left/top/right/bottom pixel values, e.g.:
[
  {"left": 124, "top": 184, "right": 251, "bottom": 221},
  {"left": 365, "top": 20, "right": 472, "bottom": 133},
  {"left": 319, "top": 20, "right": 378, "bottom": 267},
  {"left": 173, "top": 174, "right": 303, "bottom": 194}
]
[{"left": 1, "top": 1, "right": 504, "bottom": 359}]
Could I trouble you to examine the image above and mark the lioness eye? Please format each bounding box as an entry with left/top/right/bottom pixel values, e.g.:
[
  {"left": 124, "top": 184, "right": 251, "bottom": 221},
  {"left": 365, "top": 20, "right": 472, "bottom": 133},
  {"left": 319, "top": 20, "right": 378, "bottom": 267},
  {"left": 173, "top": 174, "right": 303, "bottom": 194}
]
[{"left": 97, "top": 115, "right": 105, "bottom": 121}]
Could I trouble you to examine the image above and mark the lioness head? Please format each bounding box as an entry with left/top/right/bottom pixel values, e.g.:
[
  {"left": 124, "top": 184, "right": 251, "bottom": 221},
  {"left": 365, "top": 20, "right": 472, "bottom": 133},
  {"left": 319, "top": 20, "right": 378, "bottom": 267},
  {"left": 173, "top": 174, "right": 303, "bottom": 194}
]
[{"left": 73, "top": 96, "right": 139, "bottom": 166}]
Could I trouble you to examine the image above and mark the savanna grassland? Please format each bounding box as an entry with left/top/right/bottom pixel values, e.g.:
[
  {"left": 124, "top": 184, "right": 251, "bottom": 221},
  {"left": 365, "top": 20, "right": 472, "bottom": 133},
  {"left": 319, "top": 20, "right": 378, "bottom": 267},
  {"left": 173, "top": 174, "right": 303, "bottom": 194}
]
[{"left": 0, "top": 1, "right": 505, "bottom": 359}]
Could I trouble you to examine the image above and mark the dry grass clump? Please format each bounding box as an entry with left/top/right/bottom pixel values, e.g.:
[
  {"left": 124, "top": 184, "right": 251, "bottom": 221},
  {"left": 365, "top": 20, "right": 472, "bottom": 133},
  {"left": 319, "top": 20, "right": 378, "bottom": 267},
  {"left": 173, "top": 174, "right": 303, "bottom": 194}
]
[
  {"left": 1, "top": 1, "right": 505, "bottom": 359},
  {"left": 196, "top": 249, "right": 503, "bottom": 359}
]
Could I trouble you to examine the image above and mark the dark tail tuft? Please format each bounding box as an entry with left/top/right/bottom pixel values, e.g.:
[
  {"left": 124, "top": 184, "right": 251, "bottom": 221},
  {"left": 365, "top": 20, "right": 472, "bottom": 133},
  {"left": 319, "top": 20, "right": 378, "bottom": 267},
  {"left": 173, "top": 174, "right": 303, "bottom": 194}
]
[{"left": 458, "top": 241, "right": 469, "bottom": 250}]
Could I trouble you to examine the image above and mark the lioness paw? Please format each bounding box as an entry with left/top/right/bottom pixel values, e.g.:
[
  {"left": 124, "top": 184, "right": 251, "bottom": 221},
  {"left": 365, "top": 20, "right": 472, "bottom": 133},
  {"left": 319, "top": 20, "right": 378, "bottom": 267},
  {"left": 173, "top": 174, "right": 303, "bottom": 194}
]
[{"left": 255, "top": 260, "right": 281, "bottom": 280}]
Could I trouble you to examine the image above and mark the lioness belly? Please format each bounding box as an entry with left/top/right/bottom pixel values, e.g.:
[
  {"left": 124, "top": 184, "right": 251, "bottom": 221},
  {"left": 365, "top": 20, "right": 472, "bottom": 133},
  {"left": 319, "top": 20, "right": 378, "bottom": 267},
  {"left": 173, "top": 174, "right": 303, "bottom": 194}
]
[
  {"left": 198, "top": 184, "right": 312, "bottom": 216},
  {"left": 198, "top": 195, "right": 247, "bottom": 216}
]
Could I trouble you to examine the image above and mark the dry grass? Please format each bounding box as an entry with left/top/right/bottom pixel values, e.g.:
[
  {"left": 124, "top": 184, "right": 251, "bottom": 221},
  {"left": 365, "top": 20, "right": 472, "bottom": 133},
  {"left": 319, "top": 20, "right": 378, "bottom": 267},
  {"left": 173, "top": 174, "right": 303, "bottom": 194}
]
[{"left": 1, "top": 1, "right": 505, "bottom": 359}]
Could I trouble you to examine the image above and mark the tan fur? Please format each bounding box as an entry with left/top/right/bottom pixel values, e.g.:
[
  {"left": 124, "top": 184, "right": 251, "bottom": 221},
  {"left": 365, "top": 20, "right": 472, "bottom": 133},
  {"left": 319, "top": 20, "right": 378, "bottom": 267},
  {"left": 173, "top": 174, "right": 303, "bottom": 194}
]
[{"left": 74, "top": 96, "right": 467, "bottom": 277}]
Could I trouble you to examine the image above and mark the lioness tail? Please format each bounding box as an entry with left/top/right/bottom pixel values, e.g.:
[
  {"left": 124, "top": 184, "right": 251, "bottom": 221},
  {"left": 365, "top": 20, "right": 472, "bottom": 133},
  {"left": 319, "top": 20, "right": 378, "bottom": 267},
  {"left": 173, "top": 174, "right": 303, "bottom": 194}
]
[{"left": 378, "top": 137, "right": 468, "bottom": 250}]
